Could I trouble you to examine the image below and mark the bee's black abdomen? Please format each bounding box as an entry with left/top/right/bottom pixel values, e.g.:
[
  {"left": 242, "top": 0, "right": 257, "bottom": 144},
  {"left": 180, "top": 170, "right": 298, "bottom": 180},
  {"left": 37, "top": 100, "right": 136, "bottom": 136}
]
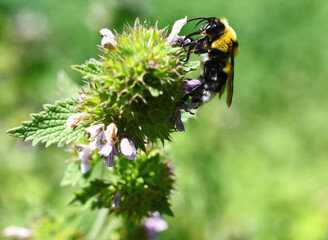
[
  {"left": 187, "top": 59, "right": 228, "bottom": 105},
  {"left": 202, "top": 59, "right": 228, "bottom": 93}
]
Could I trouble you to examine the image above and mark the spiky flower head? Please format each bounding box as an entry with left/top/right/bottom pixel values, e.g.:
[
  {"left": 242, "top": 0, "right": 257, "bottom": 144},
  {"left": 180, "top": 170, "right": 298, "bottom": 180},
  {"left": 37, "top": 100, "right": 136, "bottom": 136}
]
[{"left": 72, "top": 18, "right": 193, "bottom": 150}]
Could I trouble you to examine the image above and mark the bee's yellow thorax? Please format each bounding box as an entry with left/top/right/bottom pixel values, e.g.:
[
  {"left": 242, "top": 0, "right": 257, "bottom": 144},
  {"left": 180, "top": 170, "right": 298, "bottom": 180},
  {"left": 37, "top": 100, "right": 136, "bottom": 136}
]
[
  {"left": 211, "top": 26, "right": 237, "bottom": 53},
  {"left": 211, "top": 18, "right": 238, "bottom": 56}
]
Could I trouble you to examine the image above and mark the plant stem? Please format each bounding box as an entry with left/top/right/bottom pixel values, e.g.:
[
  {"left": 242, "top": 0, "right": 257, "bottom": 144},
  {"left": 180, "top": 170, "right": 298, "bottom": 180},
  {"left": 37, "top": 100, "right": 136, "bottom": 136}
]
[{"left": 87, "top": 208, "right": 109, "bottom": 239}]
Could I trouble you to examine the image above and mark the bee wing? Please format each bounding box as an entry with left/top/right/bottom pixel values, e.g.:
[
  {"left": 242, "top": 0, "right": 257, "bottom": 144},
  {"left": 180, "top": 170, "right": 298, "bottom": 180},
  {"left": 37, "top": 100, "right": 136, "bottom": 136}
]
[
  {"left": 226, "top": 49, "right": 235, "bottom": 107},
  {"left": 218, "top": 82, "right": 226, "bottom": 99}
]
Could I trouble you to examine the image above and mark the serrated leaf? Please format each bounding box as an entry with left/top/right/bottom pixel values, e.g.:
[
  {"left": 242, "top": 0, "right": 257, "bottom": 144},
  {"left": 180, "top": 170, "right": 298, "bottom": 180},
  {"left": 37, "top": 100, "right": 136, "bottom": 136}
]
[
  {"left": 6, "top": 101, "right": 86, "bottom": 147},
  {"left": 71, "top": 61, "right": 103, "bottom": 80}
]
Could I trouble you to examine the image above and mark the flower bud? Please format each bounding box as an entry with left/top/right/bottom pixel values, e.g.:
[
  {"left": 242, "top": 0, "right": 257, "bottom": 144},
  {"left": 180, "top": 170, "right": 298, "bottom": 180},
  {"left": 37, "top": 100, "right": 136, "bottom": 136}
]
[
  {"left": 76, "top": 145, "right": 93, "bottom": 173},
  {"left": 105, "top": 123, "right": 118, "bottom": 145},
  {"left": 65, "top": 113, "right": 90, "bottom": 129},
  {"left": 100, "top": 28, "right": 117, "bottom": 50}
]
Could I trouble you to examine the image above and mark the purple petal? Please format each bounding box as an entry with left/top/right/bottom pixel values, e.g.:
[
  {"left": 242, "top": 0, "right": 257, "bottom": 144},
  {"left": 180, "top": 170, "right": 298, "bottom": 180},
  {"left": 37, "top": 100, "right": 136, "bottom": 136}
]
[
  {"left": 104, "top": 154, "right": 115, "bottom": 167},
  {"left": 112, "top": 144, "right": 120, "bottom": 156},
  {"left": 98, "top": 142, "right": 113, "bottom": 157},
  {"left": 175, "top": 117, "right": 185, "bottom": 132},
  {"left": 111, "top": 191, "right": 122, "bottom": 210},
  {"left": 120, "top": 137, "right": 137, "bottom": 160},
  {"left": 173, "top": 111, "right": 185, "bottom": 132},
  {"left": 183, "top": 79, "right": 203, "bottom": 92},
  {"left": 143, "top": 212, "right": 168, "bottom": 233}
]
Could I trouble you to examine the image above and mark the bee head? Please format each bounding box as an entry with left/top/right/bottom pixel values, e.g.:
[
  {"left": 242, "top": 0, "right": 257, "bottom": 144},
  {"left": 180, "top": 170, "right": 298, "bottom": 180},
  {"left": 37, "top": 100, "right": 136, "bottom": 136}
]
[{"left": 188, "top": 17, "right": 226, "bottom": 36}]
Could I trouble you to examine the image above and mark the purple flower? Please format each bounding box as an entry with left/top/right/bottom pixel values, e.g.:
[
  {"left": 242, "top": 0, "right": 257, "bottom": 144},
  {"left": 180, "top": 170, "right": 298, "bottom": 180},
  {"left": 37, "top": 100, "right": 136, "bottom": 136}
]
[
  {"left": 120, "top": 137, "right": 137, "bottom": 160},
  {"left": 173, "top": 111, "right": 185, "bottom": 132},
  {"left": 98, "top": 142, "right": 120, "bottom": 167},
  {"left": 85, "top": 124, "right": 105, "bottom": 149},
  {"left": 183, "top": 78, "right": 203, "bottom": 92},
  {"left": 111, "top": 191, "right": 122, "bottom": 211},
  {"left": 103, "top": 154, "right": 115, "bottom": 168},
  {"left": 76, "top": 145, "right": 92, "bottom": 174},
  {"left": 98, "top": 142, "right": 120, "bottom": 157},
  {"left": 143, "top": 212, "right": 168, "bottom": 240},
  {"left": 86, "top": 123, "right": 120, "bottom": 168}
]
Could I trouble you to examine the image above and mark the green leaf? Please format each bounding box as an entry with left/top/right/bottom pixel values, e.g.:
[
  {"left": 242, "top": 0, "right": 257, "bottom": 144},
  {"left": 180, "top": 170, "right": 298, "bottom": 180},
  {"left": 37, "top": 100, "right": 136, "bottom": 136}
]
[
  {"left": 71, "top": 60, "right": 103, "bottom": 81},
  {"left": 69, "top": 179, "right": 114, "bottom": 209},
  {"left": 57, "top": 70, "right": 80, "bottom": 100},
  {"left": 6, "top": 101, "right": 86, "bottom": 147},
  {"left": 60, "top": 160, "right": 89, "bottom": 187},
  {"left": 184, "top": 60, "right": 200, "bottom": 71}
]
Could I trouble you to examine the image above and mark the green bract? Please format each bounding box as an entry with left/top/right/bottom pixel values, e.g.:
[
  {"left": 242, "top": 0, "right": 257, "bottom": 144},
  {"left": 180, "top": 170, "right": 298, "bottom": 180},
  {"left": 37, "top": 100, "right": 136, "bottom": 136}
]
[{"left": 72, "top": 19, "right": 190, "bottom": 150}]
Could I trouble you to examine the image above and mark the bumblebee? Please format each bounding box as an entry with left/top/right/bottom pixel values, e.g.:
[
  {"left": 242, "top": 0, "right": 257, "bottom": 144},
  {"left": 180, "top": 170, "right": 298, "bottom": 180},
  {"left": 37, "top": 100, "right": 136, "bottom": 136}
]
[{"left": 182, "top": 17, "right": 239, "bottom": 107}]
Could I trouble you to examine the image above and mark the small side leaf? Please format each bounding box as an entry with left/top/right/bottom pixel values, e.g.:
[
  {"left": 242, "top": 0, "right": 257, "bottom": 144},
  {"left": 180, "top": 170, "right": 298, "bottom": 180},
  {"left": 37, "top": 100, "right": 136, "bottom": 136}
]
[
  {"left": 184, "top": 60, "right": 200, "bottom": 72},
  {"left": 69, "top": 179, "right": 114, "bottom": 209},
  {"left": 6, "top": 101, "right": 86, "bottom": 147},
  {"left": 60, "top": 160, "right": 89, "bottom": 187}
]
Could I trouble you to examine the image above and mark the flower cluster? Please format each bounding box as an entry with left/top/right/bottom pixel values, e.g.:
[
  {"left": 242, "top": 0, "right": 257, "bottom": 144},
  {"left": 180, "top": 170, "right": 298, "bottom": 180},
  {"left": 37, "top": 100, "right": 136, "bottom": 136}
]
[
  {"left": 70, "top": 120, "right": 137, "bottom": 173},
  {"left": 64, "top": 17, "right": 201, "bottom": 174},
  {"left": 69, "top": 18, "right": 198, "bottom": 152}
]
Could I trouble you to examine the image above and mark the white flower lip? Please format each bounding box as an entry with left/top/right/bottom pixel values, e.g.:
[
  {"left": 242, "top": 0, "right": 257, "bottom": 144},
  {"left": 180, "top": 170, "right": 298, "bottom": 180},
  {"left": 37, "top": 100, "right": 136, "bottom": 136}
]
[{"left": 167, "top": 16, "right": 188, "bottom": 44}]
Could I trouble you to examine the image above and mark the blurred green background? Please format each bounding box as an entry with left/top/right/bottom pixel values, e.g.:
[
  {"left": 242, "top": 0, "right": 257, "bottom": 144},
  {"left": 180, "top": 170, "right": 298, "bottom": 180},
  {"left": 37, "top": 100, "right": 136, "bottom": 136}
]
[{"left": 1, "top": 0, "right": 328, "bottom": 239}]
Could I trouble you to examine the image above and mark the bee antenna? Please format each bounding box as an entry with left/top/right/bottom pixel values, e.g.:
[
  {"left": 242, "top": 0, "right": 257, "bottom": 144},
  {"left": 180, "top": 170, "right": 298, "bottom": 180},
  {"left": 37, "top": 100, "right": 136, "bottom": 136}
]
[
  {"left": 187, "top": 17, "right": 207, "bottom": 22},
  {"left": 187, "top": 17, "right": 217, "bottom": 28}
]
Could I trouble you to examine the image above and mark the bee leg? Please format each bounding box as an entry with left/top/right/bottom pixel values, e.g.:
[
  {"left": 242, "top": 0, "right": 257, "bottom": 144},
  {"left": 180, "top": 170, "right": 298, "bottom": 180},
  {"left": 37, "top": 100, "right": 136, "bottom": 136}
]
[
  {"left": 183, "top": 36, "right": 208, "bottom": 61},
  {"left": 183, "top": 36, "right": 207, "bottom": 47},
  {"left": 185, "top": 29, "right": 202, "bottom": 39},
  {"left": 184, "top": 45, "right": 194, "bottom": 62},
  {"left": 182, "top": 36, "right": 206, "bottom": 62}
]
